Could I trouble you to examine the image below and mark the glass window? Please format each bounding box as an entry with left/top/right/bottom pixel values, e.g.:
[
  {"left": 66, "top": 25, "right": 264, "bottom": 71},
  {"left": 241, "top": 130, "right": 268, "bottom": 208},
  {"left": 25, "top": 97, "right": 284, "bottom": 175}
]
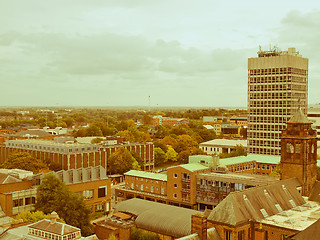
[
  {"left": 98, "top": 187, "right": 106, "bottom": 198},
  {"left": 83, "top": 190, "right": 94, "bottom": 200}
]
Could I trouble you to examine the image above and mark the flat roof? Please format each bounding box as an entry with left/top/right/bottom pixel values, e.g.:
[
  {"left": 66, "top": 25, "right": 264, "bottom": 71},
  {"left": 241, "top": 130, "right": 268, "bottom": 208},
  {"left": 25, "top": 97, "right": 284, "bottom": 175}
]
[
  {"left": 199, "top": 139, "right": 247, "bottom": 147},
  {"left": 173, "top": 163, "right": 209, "bottom": 172},
  {"left": 219, "top": 154, "right": 280, "bottom": 166},
  {"left": 5, "top": 139, "right": 91, "bottom": 147},
  {"left": 125, "top": 170, "right": 167, "bottom": 181},
  {"left": 198, "top": 172, "right": 278, "bottom": 185}
]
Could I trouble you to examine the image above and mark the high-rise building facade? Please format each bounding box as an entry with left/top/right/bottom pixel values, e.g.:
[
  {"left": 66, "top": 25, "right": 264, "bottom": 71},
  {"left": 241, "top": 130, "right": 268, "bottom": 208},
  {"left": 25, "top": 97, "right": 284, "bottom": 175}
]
[{"left": 248, "top": 47, "right": 308, "bottom": 155}]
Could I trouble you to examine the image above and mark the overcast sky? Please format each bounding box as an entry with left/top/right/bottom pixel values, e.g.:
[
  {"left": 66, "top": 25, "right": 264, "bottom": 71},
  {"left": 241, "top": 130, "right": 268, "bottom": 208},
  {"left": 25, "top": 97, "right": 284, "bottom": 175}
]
[{"left": 1, "top": 0, "right": 320, "bottom": 107}]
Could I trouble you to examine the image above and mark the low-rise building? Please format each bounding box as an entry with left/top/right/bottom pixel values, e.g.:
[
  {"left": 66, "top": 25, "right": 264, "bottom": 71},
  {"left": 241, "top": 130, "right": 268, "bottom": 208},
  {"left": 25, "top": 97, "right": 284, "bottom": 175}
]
[
  {"left": 152, "top": 116, "right": 189, "bottom": 127},
  {"left": 0, "top": 211, "right": 98, "bottom": 239},
  {"left": 199, "top": 139, "right": 247, "bottom": 155},
  {"left": 0, "top": 170, "right": 36, "bottom": 217},
  {"left": 115, "top": 156, "right": 278, "bottom": 210},
  {"left": 219, "top": 154, "right": 280, "bottom": 175},
  {"left": 32, "top": 166, "right": 111, "bottom": 213}
]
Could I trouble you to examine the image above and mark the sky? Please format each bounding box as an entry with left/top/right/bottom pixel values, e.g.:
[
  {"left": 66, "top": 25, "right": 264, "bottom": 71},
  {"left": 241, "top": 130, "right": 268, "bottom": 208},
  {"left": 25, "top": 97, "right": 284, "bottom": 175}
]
[{"left": 1, "top": 0, "right": 320, "bottom": 107}]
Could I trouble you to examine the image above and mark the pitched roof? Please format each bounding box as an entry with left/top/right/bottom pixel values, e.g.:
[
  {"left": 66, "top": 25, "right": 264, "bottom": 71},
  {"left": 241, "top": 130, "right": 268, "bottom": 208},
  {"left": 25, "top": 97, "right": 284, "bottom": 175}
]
[
  {"left": 0, "top": 173, "right": 21, "bottom": 184},
  {"left": 29, "top": 219, "right": 80, "bottom": 235},
  {"left": 115, "top": 198, "right": 200, "bottom": 238},
  {"left": 308, "top": 181, "right": 320, "bottom": 202},
  {"left": 291, "top": 218, "right": 320, "bottom": 240},
  {"left": 288, "top": 109, "right": 310, "bottom": 123},
  {"left": 207, "top": 178, "right": 304, "bottom": 226}
]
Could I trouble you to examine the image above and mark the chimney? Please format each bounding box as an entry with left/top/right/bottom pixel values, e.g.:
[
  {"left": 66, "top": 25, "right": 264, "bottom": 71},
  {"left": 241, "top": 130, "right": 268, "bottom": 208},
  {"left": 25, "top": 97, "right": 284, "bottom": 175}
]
[
  {"left": 50, "top": 211, "right": 59, "bottom": 224},
  {"left": 191, "top": 214, "right": 207, "bottom": 240}
]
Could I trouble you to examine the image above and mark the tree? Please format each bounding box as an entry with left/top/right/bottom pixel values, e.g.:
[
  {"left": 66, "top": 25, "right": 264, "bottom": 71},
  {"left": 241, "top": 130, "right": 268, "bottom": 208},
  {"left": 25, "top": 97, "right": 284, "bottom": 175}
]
[
  {"left": 270, "top": 164, "right": 280, "bottom": 177},
  {"left": 174, "top": 134, "right": 198, "bottom": 153},
  {"left": 130, "top": 228, "right": 159, "bottom": 240},
  {"left": 35, "top": 174, "right": 92, "bottom": 236},
  {"left": 317, "top": 166, "right": 320, "bottom": 181},
  {"left": 1, "top": 152, "right": 48, "bottom": 173},
  {"left": 85, "top": 125, "right": 103, "bottom": 136},
  {"left": 91, "top": 137, "right": 105, "bottom": 144},
  {"left": 108, "top": 148, "right": 139, "bottom": 174},
  {"left": 154, "top": 147, "right": 168, "bottom": 166},
  {"left": 166, "top": 146, "right": 178, "bottom": 162},
  {"left": 15, "top": 210, "right": 52, "bottom": 223}
]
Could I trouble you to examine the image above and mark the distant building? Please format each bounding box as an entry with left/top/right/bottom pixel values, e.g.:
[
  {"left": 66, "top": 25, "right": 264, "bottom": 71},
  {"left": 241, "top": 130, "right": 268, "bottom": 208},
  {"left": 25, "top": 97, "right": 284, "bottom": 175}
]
[
  {"left": 199, "top": 139, "right": 247, "bottom": 155},
  {"left": 152, "top": 116, "right": 189, "bottom": 127},
  {"left": 229, "top": 116, "right": 248, "bottom": 126}
]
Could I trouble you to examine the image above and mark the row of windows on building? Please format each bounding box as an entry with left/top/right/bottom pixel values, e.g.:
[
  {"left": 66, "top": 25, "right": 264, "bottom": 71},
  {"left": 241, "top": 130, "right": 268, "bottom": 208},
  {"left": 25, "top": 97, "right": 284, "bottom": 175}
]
[
  {"left": 127, "top": 182, "right": 165, "bottom": 195},
  {"left": 201, "top": 146, "right": 223, "bottom": 152},
  {"left": 249, "top": 67, "right": 307, "bottom": 75},
  {"left": 13, "top": 197, "right": 36, "bottom": 207},
  {"left": 198, "top": 180, "right": 249, "bottom": 191},
  {"left": 28, "top": 228, "right": 79, "bottom": 240},
  {"left": 6, "top": 142, "right": 95, "bottom": 153},
  {"left": 77, "top": 187, "right": 107, "bottom": 200},
  {"left": 127, "top": 176, "right": 165, "bottom": 185},
  {"left": 228, "top": 163, "right": 276, "bottom": 172}
]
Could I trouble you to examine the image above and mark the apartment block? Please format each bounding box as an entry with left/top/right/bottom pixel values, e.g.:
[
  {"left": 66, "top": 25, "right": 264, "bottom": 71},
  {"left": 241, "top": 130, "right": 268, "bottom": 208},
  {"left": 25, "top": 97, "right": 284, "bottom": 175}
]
[
  {"left": 248, "top": 47, "right": 308, "bottom": 155},
  {"left": 152, "top": 115, "right": 189, "bottom": 127}
]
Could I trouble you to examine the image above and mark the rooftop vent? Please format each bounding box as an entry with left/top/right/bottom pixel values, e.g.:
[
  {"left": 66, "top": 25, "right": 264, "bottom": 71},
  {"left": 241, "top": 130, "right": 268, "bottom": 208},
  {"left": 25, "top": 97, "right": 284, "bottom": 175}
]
[
  {"left": 289, "top": 200, "right": 296, "bottom": 208},
  {"left": 277, "top": 211, "right": 293, "bottom": 217},
  {"left": 260, "top": 209, "right": 268, "bottom": 218},
  {"left": 275, "top": 204, "right": 283, "bottom": 212}
]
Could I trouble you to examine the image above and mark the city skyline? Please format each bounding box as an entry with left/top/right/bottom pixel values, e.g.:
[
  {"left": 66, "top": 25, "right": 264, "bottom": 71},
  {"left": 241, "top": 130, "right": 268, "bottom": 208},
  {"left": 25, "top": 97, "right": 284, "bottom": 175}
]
[{"left": 1, "top": 1, "right": 320, "bottom": 107}]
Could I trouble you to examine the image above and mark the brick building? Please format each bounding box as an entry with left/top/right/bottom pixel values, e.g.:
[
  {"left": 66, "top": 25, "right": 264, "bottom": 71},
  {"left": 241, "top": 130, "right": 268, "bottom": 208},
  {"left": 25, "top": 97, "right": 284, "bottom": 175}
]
[
  {"left": 280, "top": 108, "right": 317, "bottom": 196},
  {"left": 0, "top": 138, "right": 154, "bottom": 172},
  {"left": 115, "top": 157, "right": 278, "bottom": 210},
  {"left": 152, "top": 115, "right": 189, "bottom": 127},
  {"left": 32, "top": 166, "right": 111, "bottom": 213},
  {"left": 199, "top": 139, "right": 247, "bottom": 155}
]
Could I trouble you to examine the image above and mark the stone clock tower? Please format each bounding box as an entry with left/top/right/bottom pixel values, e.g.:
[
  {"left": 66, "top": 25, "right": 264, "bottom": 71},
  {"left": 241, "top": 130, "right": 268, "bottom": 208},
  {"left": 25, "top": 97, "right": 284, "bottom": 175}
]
[{"left": 280, "top": 109, "right": 317, "bottom": 196}]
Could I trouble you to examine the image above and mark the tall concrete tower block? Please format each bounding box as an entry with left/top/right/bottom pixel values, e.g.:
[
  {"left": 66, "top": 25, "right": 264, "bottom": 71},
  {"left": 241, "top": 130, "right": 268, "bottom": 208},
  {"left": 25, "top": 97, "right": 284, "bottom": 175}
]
[
  {"left": 248, "top": 47, "right": 308, "bottom": 155},
  {"left": 280, "top": 109, "right": 317, "bottom": 196}
]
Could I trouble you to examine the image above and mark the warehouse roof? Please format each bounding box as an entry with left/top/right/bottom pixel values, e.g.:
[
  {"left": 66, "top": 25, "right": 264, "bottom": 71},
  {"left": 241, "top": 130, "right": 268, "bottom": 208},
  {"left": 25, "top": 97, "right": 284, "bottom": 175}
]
[
  {"left": 114, "top": 198, "right": 200, "bottom": 238},
  {"left": 207, "top": 178, "right": 304, "bottom": 226},
  {"left": 125, "top": 170, "right": 167, "bottom": 181}
]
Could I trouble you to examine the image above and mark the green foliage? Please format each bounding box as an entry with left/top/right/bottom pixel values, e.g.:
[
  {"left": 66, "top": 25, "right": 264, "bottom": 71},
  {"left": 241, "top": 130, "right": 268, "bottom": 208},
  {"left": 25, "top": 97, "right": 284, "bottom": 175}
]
[
  {"left": 174, "top": 134, "right": 198, "bottom": 153},
  {"left": 107, "top": 234, "right": 117, "bottom": 240},
  {"left": 1, "top": 152, "right": 48, "bottom": 173},
  {"left": 270, "top": 164, "right": 281, "bottom": 178},
  {"left": 85, "top": 125, "right": 103, "bottom": 136},
  {"left": 15, "top": 210, "right": 52, "bottom": 223},
  {"left": 108, "top": 147, "right": 139, "bottom": 174},
  {"left": 130, "top": 228, "right": 160, "bottom": 240},
  {"left": 166, "top": 146, "right": 178, "bottom": 162},
  {"left": 154, "top": 147, "right": 168, "bottom": 166},
  {"left": 91, "top": 137, "right": 105, "bottom": 144},
  {"left": 35, "top": 174, "right": 92, "bottom": 236},
  {"left": 219, "top": 145, "right": 247, "bottom": 159}
]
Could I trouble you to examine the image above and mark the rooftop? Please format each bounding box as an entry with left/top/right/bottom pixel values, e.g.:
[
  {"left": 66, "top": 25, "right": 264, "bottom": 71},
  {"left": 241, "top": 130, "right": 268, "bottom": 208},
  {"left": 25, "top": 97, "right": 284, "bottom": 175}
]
[
  {"left": 114, "top": 198, "right": 200, "bottom": 238},
  {"left": 288, "top": 108, "right": 311, "bottom": 123},
  {"left": 199, "top": 139, "right": 247, "bottom": 147},
  {"left": 170, "top": 163, "right": 209, "bottom": 172},
  {"left": 197, "top": 172, "right": 278, "bottom": 186},
  {"left": 125, "top": 170, "right": 167, "bottom": 181},
  {"left": 207, "top": 178, "right": 304, "bottom": 226},
  {"left": 219, "top": 154, "right": 280, "bottom": 166}
]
